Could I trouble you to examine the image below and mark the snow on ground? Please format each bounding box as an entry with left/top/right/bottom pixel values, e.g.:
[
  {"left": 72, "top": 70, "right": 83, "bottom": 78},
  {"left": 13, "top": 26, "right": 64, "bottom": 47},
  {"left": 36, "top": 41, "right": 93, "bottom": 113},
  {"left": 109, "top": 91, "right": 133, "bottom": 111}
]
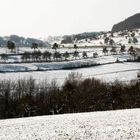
[
  {"left": 0, "top": 54, "right": 132, "bottom": 72},
  {"left": 0, "top": 62, "right": 139, "bottom": 85},
  {"left": 0, "top": 29, "right": 139, "bottom": 84},
  {"left": 0, "top": 108, "right": 140, "bottom": 140}
]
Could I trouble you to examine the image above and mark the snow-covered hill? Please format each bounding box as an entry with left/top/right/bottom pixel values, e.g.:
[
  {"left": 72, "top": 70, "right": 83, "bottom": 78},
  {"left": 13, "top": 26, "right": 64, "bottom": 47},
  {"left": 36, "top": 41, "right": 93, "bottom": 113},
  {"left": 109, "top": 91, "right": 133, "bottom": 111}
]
[
  {"left": 59, "top": 29, "right": 140, "bottom": 49},
  {"left": 0, "top": 108, "right": 140, "bottom": 140}
]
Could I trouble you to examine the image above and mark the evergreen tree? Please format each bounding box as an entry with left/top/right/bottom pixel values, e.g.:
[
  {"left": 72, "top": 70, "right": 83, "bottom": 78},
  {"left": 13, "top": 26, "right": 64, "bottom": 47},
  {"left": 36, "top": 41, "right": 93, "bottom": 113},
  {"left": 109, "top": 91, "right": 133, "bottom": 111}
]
[
  {"left": 110, "top": 47, "right": 117, "bottom": 54},
  {"left": 63, "top": 51, "right": 70, "bottom": 60},
  {"left": 109, "top": 39, "right": 115, "bottom": 45},
  {"left": 52, "top": 43, "right": 59, "bottom": 51},
  {"left": 102, "top": 47, "right": 108, "bottom": 55},
  {"left": 7, "top": 41, "right": 15, "bottom": 53},
  {"left": 104, "top": 37, "right": 109, "bottom": 44},
  {"left": 120, "top": 45, "right": 126, "bottom": 53},
  {"left": 82, "top": 51, "right": 88, "bottom": 58},
  {"left": 133, "top": 37, "right": 138, "bottom": 44},
  {"left": 73, "top": 51, "right": 79, "bottom": 59},
  {"left": 31, "top": 43, "right": 38, "bottom": 52}
]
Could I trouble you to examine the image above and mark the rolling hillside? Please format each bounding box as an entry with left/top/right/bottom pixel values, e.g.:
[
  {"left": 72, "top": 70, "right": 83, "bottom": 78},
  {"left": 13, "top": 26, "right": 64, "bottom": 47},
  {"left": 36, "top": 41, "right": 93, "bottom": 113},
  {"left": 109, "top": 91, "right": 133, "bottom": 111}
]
[{"left": 0, "top": 109, "right": 140, "bottom": 139}]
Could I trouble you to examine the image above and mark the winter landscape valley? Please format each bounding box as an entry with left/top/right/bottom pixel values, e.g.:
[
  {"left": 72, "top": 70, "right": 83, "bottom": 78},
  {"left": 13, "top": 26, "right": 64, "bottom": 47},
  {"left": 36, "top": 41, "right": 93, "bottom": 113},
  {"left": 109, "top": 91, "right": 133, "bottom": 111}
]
[
  {"left": 0, "top": 28, "right": 140, "bottom": 85},
  {"left": 0, "top": 0, "right": 140, "bottom": 139},
  {"left": 0, "top": 24, "right": 140, "bottom": 139}
]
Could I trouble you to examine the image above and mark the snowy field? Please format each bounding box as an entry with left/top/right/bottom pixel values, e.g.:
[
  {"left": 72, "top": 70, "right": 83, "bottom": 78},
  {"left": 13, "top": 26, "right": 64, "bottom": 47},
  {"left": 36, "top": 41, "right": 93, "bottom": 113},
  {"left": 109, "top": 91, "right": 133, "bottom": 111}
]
[
  {"left": 0, "top": 45, "right": 138, "bottom": 85},
  {"left": 0, "top": 108, "right": 140, "bottom": 140},
  {"left": 0, "top": 29, "right": 139, "bottom": 85},
  {"left": 0, "top": 54, "right": 133, "bottom": 72},
  {"left": 0, "top": 47, "right": 119, "bottom": 63},
  {"left": 0, "top": 62, "right": 139, "bottom": 85}
]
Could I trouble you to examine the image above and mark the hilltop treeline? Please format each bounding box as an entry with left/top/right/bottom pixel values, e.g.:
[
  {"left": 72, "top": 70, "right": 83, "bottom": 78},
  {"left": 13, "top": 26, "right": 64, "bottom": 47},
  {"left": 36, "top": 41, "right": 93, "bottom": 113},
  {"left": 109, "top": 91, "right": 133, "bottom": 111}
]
[
  {"left": 112, "top": 13, "right": 140, "bottom": 32},
  {"left": 0, "top": 73, "right": 140, "bottom": 119},
  {"left": 61, "top": 32, "right": 104, "bottom": 44}
]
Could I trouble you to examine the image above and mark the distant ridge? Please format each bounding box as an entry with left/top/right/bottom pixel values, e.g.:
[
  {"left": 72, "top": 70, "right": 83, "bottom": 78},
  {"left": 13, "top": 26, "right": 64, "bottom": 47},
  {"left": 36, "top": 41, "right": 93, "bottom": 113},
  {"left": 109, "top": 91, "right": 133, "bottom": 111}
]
[
  {"left": 0, "top": 35, "right": 50, "bottom": 47},
  {"left": 112, "top": 13, "right": 140, "bottom": 32}
]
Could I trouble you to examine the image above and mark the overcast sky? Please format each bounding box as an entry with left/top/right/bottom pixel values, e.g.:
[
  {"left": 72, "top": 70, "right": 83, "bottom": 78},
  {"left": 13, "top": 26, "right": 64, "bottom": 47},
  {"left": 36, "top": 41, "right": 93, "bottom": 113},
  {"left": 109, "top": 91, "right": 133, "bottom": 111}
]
[{"left": 0, "top": 0, "right": 140, "bottom": 38}]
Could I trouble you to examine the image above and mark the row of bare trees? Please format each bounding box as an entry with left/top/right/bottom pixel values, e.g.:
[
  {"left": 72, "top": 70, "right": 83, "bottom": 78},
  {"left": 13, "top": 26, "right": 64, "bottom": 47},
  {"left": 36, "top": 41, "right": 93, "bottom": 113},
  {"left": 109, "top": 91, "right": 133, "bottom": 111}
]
[
  {"left": 0, "top": 47, "right": 136, "bottom": 63},
  {"left": 21, "top": 50, "right": 80, "bottom": 62},
  {"left": 21, "top": 50, "right": 98, "bottom": 62},
  {"left": 102, "top": 45, "right": 136, "bottom": 56},
  {"left": 1, "top": 40, "right": 138, "bottom": 62},
  {"left": 6, "top": 41, "right": 59, "bottom": 53},
  {"left": 0, "top": 50, "right": 98, "bottom": 63},
  {"left": 0, "top": 73, "right": 140, "bottom": 119}
]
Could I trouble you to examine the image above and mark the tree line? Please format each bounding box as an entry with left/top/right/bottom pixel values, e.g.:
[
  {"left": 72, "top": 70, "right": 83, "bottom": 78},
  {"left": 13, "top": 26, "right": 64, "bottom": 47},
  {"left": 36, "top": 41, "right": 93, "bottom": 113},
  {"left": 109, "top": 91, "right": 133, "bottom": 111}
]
[
  {"left": 0, "top": 73, "right": 140, "bottom": 119},
  {"left": 0, "top": 41, "right": 138, "bottom": 63}
]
